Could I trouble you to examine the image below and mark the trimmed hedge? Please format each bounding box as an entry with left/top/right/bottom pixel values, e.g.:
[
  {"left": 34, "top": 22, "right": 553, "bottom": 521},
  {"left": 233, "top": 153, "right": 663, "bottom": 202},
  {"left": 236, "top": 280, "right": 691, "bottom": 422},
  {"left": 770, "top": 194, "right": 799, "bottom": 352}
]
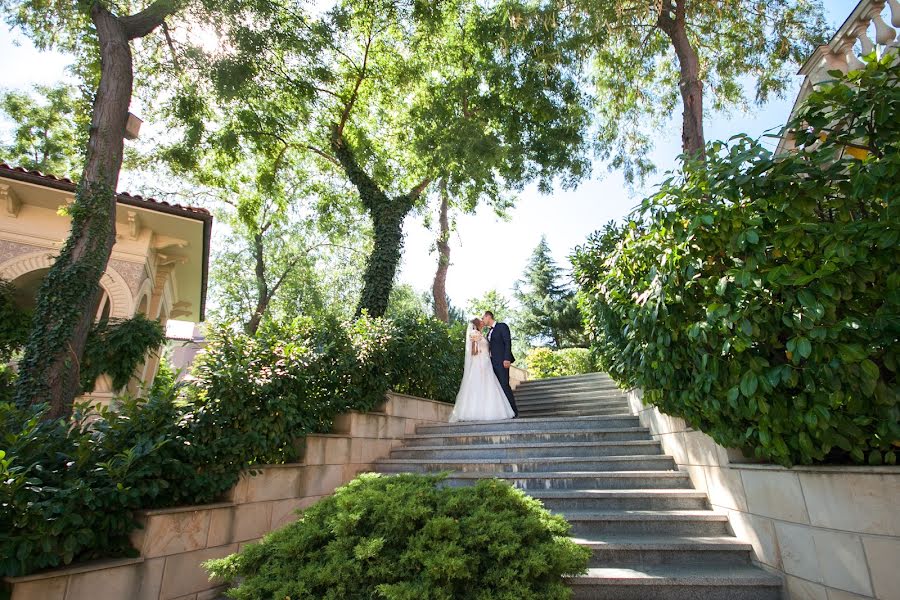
[
  {"left": 205, "top": 473, "right": 590, "bottom": 600},
  {"left": 525, "top": 347, "right": 596, "bottom": 379},
  {"left": 0, "top": 313, "right": 464, "bottom": 577},
  {"left": 573, "top": 60, "right": 900, "bottom": 467}
]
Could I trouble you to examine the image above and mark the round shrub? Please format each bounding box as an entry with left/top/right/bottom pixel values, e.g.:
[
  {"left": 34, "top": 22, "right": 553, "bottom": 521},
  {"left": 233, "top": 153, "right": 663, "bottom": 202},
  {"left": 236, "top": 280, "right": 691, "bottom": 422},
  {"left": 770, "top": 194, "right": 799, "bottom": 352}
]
[
  {"left": 205, "top": 473, "right": 589, "bottom": 600},
  {"left": 526, "top": 347, "right": 596, "bottom": 379},
  {"left": 573, "top": 60, "right": 900, "bottom": 467}
]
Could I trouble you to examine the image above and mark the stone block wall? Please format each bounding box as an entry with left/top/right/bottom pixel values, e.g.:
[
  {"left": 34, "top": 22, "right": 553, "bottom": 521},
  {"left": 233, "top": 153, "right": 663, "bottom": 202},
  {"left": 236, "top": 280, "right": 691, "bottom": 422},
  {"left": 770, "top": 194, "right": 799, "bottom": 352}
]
[
  {"left": 4, "top": 392, "right": 453, "bottom": 600},
  {"left": 626, "top": 389, "right": 900, "bottom": 600},
  {"left": 509, "top": 365, "right": 528, "bottom": 390}
]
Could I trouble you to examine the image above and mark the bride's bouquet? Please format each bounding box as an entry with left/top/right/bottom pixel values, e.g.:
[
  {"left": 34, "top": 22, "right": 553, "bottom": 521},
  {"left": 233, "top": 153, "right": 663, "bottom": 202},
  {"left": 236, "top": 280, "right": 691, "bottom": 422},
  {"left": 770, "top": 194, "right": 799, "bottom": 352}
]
[{"left": 469, "top": 328, "right": 482, "bottom": 355}]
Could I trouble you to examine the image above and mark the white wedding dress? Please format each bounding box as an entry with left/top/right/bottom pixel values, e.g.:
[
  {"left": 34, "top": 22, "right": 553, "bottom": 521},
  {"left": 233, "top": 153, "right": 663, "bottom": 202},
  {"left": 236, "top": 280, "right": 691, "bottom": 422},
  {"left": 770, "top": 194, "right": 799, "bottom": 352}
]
[{"left": 450, "top": 324, "right": 516, "bottom": 422}]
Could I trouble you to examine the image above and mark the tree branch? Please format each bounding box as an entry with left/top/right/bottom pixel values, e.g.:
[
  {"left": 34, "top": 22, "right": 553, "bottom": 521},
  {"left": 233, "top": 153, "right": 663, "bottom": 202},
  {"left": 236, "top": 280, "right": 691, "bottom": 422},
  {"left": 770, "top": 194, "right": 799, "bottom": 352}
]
[
  {"left": 408, "top": 177, "right": 432, "bottom": 199},
  {"left": 336, "top": 23, "right": 374, "bottom": 137},
  {"left": 161, "top": 20, "right": 181, "bottom": 72},
  {"left": 329, "top": 127, "right": 386, "bottom": 212},
  {"left": 306, "top": 144, "right": 340, "bottom": 167},
  {"left": 121, "top": 0, "right": 181, "bottom": 40}
]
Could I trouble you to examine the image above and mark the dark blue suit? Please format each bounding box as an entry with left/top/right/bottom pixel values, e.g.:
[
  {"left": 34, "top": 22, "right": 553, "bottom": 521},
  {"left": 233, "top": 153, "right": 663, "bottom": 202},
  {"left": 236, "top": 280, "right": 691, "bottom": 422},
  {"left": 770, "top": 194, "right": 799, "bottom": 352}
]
[{"left": 488, "top": 322, "right": 518, "bottom": 416}]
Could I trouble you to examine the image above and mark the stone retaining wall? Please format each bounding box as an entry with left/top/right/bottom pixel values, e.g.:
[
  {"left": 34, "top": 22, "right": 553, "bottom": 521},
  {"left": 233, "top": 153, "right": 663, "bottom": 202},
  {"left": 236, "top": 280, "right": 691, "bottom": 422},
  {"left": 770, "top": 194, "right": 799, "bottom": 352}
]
[
  {"left": 626, "top": 389, "right": 900, "bottom": 600},
  {"left": 509, "top": 365, "right": 528, "bottom": 390},
  {"left": 4, "top": 392, "right": 453, "bottom": 600}
]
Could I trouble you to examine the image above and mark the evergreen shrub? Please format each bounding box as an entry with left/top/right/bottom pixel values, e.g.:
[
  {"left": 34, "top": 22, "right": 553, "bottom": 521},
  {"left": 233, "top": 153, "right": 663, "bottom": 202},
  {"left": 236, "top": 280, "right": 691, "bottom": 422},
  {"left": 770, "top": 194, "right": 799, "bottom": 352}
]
[{"left": 205, "top": 473, "right": 590, "bottom": 600}]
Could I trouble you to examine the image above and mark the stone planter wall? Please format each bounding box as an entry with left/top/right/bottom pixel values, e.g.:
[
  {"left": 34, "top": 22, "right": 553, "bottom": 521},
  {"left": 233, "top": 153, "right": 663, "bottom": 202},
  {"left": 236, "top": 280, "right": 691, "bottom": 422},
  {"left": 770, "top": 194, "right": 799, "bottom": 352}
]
[
  {"left": 509, "top": 365, "right": 528, "bottom": 390},
  {"left": 4, "top": 392, "right": 453, "bottom": 600},
  {"left": 626, "top": 389, "right": 900, "bottom": 600}
]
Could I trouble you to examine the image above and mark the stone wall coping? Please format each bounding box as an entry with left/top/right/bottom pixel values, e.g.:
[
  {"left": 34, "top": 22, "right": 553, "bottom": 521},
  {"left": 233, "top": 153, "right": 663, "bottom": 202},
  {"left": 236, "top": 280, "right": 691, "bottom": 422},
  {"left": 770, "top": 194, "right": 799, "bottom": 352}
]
[
  {"left": 385, "top": 390, "right": 453, "bottom": 407},
  {"left": 728, "top": 463, "right": 900, "bottom": 475},
  {"left": 3, "top": 557, "right": 144, "bottom": 584},
  {"left": 135, "top": 501, "right": 235, "bottom": 517}
]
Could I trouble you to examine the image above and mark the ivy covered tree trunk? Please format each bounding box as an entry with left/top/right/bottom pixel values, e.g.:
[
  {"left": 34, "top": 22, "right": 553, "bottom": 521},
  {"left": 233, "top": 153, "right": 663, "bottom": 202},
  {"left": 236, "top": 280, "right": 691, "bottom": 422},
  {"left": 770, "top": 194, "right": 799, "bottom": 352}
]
[
  {"left": 246, "top": 231, "right": 269, "bottom": 335},
  {"left": 330, "top": 128, "right": 428, "bottom": 318},
  {"left": 431, "top": 180, "right": 450, "bottom": 323},
  {"left": 657, "top": 0, "right": 705, "bottom": 160},
  {"left": 361, "top": 203, "right": 409, "bottom": 317},
  {"left": 14, "top": 1, "right": 176, "bottom": 419}
]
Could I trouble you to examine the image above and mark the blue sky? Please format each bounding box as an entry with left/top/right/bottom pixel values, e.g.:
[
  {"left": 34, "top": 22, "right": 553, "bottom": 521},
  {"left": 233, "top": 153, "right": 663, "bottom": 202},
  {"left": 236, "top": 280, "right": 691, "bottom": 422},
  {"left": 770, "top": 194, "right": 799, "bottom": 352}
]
[{"left": 0, "top": 1, "right": 849, "bottom": 317}]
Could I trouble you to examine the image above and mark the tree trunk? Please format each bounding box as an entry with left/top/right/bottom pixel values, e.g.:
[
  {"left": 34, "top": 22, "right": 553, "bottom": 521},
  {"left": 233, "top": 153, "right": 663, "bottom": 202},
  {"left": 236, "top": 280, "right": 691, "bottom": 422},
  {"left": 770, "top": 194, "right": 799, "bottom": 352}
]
[
  {"left": 431, "top": 179, "right": 450, "bottom": 323},
  {"left": 329, "top": 128, "right": 427, "bottom": 318},
  {"left": 246, "top": 231, "right": 269, "bottom": 335},
  {"left": 358, "top": 205, "right": 408, "bottom": 318},
  {"left": 657, "top": 0, "right": 705, "bottom": 160},
  {"left": 14, "top": 1, "right": 175, "bottom": 419}
]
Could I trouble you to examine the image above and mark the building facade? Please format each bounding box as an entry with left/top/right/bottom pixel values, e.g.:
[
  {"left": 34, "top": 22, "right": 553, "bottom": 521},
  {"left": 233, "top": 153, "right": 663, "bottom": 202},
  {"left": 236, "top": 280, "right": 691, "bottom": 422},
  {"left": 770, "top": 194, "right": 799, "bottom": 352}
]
[{"left": 0, "top": 163, "right": 212, "bottom": 402}]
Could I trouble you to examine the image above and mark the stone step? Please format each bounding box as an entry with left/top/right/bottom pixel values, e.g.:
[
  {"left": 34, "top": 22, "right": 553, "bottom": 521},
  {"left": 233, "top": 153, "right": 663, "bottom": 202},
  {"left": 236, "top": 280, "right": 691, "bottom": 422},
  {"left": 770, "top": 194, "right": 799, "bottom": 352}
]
[
  {"left": 517, "top": 396, "right": 626, "bottom": 407},
  {"left": 573, "top": 535, "right": 753, "bottom": 567},
  {"left": 375, "top": 455, "right": 677, "bottom": 474},
  {"left": 566, "top": 565, "right": 781, "bottom": 600},
  {"left": 528, "top": 489, "right": 709, "bottom": 512},
  {"left": 416, "top": 415, "right": 640, "bottom": 434},
  {"left": 390, "top": 440, "right": 664, "bottom": 460},
  {"left": 441, "top": 470, "right": 692, "bottom": 490},
  {"left": 517, "top": 374, "right": 614, "bottom": 389},
  {"left": 516, "top": 409, "right": 633, "bottom": 418},
  {"left": 519, "top": 372, "right": 611, "bottom": 383},
  {"left": 516, "top": 389, "right": 627, "bottom": 401},
  {"left": 517, "top": 386, "right": 622, "bottom": 398},
  {"left": 564, "top": 510, "right": 732, "bottom": 537},
  {"left": 516, "top": 402, "right": 631, "bottom": 414},
  {"left": 403, "top": 427, "right": 652, "bottom": 447},
  {"left": 516, "top": 397, "right": 630, "bottom": 409}
]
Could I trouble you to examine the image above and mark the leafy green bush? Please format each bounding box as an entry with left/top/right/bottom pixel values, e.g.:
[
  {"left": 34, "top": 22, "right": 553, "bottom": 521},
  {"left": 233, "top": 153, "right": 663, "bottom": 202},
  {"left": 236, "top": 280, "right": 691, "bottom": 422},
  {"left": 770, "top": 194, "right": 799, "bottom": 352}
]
[
  {"left": 80, "top": 314, "right": 166, "bottom": 392},
  {"left": 1, "top": 313, "right": 465, "bottom": 576},
  {"left": 573, "top": 60, "right": 900, "bottom": 467},
  {"left": 0, "top": 397, "right": 178, "bottom": 576},
  {"left": 376, "top": 313, "right": 465, "bottom": 404},
  {"left": 526, "top": 347, "right": 596, "bottom": 379},
  {"left": 205, "top": 473, "right": 589, "bottom": 600},
  {"left": 0, "top": 279, "right": 30, "bottom": 361}
]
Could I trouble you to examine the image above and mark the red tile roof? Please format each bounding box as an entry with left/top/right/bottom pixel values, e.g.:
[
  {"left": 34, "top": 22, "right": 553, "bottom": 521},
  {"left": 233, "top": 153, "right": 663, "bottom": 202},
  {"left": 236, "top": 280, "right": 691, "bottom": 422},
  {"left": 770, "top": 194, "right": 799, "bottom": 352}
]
[
  {"left": 0, "top": 163, "right": 212, "bottom": 320},
  {"left": 0, "top": 163, "right": 212, "bottom": 218}
]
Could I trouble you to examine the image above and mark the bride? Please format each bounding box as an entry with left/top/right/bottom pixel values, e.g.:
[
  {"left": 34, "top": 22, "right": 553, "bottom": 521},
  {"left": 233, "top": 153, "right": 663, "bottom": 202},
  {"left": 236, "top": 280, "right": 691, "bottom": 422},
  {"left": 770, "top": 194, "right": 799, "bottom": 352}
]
[{"left": 450, "top": 318, "right": 516, "bottom": 422}]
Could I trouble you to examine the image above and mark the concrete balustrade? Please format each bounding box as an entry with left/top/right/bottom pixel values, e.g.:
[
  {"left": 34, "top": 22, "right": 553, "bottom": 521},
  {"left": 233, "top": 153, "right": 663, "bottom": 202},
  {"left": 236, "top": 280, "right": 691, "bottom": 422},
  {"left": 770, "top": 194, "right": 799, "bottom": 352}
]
[
  {"left": 2, "top": 391, "right": 454, "bottom": 600},
  {"left": 778, "top": 0, "right": 900, "bottom": 155},
  {"left": 626, "top": 389, "right": 900, "bottom": 600}
]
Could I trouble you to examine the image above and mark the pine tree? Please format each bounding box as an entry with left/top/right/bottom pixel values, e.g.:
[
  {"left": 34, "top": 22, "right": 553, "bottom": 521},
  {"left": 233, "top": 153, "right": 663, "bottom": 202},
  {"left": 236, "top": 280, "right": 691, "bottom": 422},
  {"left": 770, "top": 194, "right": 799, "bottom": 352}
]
[{"left": 515, "top": 237, "right": 584, "bottom": 349}]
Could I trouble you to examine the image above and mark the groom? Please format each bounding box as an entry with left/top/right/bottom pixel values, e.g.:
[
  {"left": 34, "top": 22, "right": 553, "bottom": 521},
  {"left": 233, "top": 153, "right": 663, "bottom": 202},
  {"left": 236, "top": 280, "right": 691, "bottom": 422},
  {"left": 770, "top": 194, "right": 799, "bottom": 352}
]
[{"left": 482, "top": 311, "right": 518, "bottom": 417}]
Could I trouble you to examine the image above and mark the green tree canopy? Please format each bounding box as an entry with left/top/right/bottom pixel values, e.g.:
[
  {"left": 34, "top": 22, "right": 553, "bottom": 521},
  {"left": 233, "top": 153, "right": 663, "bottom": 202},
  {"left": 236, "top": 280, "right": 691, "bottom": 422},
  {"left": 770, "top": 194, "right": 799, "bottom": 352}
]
[
  {"left": 466, "top": 289, "right": 512, "bottom": 320},
  {"left": 160, "top": 0, "right": 593, "bottom": 317},
  {"left": 550, "top": 0, "right": 827, "bottom": 180},
  {"left": 0, "top": 83, "right": 83, "bottom": 177}
]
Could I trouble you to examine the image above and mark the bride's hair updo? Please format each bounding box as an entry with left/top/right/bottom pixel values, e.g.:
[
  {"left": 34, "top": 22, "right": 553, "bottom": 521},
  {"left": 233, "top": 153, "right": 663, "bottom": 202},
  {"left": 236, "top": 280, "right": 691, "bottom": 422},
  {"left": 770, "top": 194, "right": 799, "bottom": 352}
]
[{"left": 471, "top": 317, "right": 483, "bottom": 329}]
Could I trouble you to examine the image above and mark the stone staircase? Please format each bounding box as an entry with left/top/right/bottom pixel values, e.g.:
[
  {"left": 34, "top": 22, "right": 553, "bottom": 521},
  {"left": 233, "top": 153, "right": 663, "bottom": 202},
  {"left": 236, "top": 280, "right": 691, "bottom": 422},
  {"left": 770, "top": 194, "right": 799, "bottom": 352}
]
[{"left": 375, "top": 372, "right": 783, "bottom": 600}]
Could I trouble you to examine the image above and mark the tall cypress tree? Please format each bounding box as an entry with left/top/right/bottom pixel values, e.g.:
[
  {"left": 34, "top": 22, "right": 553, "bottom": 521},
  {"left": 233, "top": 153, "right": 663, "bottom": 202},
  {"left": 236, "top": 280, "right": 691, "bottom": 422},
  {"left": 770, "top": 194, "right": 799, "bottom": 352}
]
[{"left": 515, "top": 237, "right": 584, "bottom": 349}]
